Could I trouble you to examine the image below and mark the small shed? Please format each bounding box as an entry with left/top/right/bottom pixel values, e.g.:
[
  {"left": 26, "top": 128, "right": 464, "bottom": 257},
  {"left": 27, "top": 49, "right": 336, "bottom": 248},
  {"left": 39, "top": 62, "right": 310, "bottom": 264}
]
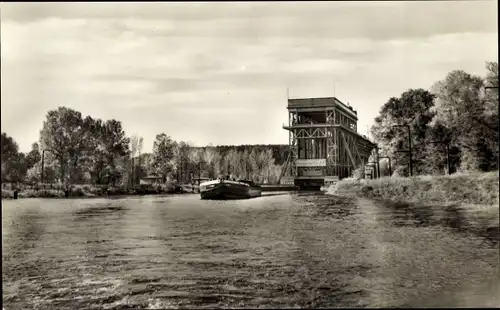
[
  {"left": 192, "top": 177, "right": 212, "bottom": 186},
  {"left": 139, "top": 175, "right": 164, "bottom": 185}
]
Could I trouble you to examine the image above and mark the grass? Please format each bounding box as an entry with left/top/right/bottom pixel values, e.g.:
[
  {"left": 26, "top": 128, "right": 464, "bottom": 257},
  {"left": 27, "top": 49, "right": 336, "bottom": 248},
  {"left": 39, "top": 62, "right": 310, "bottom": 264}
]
[{"left": 331, "top": 171, "right": 499, "bottom": 206}]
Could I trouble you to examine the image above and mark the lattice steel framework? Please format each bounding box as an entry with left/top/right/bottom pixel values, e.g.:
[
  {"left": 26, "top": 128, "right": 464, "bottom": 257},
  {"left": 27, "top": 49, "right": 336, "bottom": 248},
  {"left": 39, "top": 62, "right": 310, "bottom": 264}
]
[{"left": 280, "top": 98, "right": 376, "bottom": 183}]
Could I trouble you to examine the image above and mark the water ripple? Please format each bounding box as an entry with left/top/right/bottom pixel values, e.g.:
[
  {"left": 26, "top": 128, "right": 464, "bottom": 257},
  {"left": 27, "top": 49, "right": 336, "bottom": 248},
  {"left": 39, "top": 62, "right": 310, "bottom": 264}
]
[{"left": 2, "top": 194, "right": 498, "bottom": 308}]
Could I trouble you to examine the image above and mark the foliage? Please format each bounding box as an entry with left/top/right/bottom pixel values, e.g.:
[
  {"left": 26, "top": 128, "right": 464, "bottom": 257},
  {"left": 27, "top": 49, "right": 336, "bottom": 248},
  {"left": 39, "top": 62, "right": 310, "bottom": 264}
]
[
  {"left": 39, "top": 107, "right": 87, "bottom": 183},
  {"left": 25, "top": 143, "right": 41, "bottom": 171},
  {"left": 152, "top": 133, "right": 176, "bottom": 180},
  {"left": 350, "top": 171, "right": 499, "bottom": 206},
  {"left": 35, "top": 108, "right": 132, "bottom": 185},
  {"left": 1, "top": 132, "right": 27, "bottom": 182},
  {"left": 371, "top": 88, "right": 436, "bottom": 176},
  {"left": 371, "top": 61, "right": 499, "bottom": 176}
]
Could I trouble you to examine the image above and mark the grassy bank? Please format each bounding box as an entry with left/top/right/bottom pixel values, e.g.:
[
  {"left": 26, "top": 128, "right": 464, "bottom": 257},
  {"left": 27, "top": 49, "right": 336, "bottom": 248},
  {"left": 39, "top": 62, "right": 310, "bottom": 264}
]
[
  {"left": 1, "top": 182, "right": 193, "bottom": 199},
  {"left": 329, "top": 171, "right": 499, "bottom": 242},
  {"left": 331, "top": 171, "right": 499, "bottom": 205}
]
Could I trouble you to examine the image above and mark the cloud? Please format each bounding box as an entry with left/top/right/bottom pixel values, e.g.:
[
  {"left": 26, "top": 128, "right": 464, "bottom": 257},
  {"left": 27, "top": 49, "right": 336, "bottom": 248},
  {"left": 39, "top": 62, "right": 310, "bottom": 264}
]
[
  {"left": 0, "top": 1, "right": 497, "bottom": 152},
  {"left": 2, "top": 1, "right": 496, "bottom": 39}
]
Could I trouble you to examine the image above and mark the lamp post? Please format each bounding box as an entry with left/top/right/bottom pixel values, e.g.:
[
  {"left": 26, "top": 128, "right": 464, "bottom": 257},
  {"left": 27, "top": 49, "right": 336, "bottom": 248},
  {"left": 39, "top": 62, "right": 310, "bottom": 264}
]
[
  {"left": 429, "top": 140, "right": 451, "bottom": 175},
  {"left": 392, "top": 124, "right": 413, "bottom": 176}
]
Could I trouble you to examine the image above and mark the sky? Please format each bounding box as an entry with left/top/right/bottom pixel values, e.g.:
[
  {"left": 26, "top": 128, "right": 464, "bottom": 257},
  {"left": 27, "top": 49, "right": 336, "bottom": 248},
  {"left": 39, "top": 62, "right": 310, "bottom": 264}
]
[{"left": 1, "top": 1, "right": 498, "bottom": 153}]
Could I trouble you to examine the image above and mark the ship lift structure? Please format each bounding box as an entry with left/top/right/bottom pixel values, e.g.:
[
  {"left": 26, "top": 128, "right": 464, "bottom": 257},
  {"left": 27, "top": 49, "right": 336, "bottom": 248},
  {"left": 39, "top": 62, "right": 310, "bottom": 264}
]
[{"left": 278, "top": 96, "right": 377, "bottom": 189}]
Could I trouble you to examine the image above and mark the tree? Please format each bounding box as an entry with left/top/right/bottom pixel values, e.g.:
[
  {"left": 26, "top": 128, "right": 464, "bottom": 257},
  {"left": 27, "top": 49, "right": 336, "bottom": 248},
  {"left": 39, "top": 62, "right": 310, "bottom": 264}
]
[
  {"left": 259, "top": 149, "right": 275, "bottom": 183},
  {"left": 241, "top": 149, "right": 250, "bottom": 180},
  {"left": 26, "top": 160, "right": 57, "bottom": 184},
  {"left": 224, "top": 149, "right": 239, "bottom": 179},
  {"left": 212, "top": 151, "right": 223, "bottom": 178},
  {"left": 1, "top": 132, "right": 19, "bottom": 181},
  {"left": 371, "top": 89, "right": 436, "bottom": 176},
  {"left": 100, "top": 119, "right": 130, "bottom": 185},
  {"left": 1, "top": 133, "right": 26, "bottom": 182},
  {"left": 173, "top": 141, "right": 192, "bottom": 183},
  {"left": 203, "top": 147, "right": 219, "bottom": 178},
  {"left": 482, "top": 61, "right": 499, "bottom": 170},
  {"left": 81, "top": 116, "right": 107, "bottom": 184},
  {"left": 130, "top": 134, "right": 144, "bottom": 159},
  {"left": 431, "top": 70, "right": 493, "bottom": 172},
  {"left": 39, "top": 107, "right": 87, "bottom": 184},
  {"left": 129, "top": 134, "right": 144, "bottom": 185},
  {"left": 152, "top": 133, "right": 176, "bottom": 181},
  {"left": 188, "top": 147, "right": 205, "bottom": 180},
  {"left": 248, "top": 149, "right": 260, "bottom": 182},
  {"left": 25, "top": 142, "right": 41, "bottom": 171}
]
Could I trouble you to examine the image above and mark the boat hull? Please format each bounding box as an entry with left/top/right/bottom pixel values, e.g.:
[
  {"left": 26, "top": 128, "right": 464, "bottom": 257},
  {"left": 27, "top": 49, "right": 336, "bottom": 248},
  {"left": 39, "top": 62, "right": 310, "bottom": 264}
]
[{"left": 200, "top": 180, "right": 262, "bottom": 200}]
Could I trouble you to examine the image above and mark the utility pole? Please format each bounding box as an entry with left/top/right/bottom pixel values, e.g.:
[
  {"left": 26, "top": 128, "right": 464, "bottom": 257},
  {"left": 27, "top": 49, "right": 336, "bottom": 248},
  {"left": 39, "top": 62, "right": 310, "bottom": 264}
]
[
  {"left": 178, "top": 157, "right": 183, "bottom": 184},
  {"left": 375, "top": 146, "right": 380, "bottom": 179},
  {"left": 392, "top": 124, "right": 413, "bottom": 176},
  {"left": 429, "top": 140, "right": 451, "bottom": 175},
  {"left": 41, "top": 149, "right": 45, "bottom": 184},
  {"left": 408, "top": 126, "right": 413, "bottom": 176},
  {"left": 131, "top": 156, "right": 135, "bottom": 187},
  {"left": 198, "top": 161, "right": 201, "bottom": 183}
]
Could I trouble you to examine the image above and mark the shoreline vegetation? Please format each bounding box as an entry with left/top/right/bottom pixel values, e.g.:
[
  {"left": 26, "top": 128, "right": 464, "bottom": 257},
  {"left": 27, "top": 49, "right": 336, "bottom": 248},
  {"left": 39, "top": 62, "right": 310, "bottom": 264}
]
[
  {"left": 1, "top": 182, "right": 196, "bottom": 199},
  {"left": 2, "top": 61, "right": 498, "bottom": 203},
  {"left": 328, "top": 171, "right": 499, "bottom": 243}
]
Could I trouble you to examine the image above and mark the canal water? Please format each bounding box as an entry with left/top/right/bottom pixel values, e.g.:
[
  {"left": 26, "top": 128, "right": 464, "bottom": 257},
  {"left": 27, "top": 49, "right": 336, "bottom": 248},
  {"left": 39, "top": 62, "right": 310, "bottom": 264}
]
[{"left": 2, "top": 193, "right": 499, "bottom": 309}]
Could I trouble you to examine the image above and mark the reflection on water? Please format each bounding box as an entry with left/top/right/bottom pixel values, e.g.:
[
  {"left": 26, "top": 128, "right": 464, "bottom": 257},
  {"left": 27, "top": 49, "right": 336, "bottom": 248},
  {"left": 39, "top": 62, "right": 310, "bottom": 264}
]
[
  {"left": 2, "top": 194, "right": 499, "bottom": 309},
  {"left": 381, "top": 200, "right": 499, "bottom": 245}
]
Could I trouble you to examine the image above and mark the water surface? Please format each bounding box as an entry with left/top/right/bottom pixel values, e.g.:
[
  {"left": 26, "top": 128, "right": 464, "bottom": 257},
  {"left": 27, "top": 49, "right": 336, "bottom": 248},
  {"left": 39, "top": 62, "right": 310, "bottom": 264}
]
[{"left": 2, "top": 193, "right": 499, "bottom": 309}]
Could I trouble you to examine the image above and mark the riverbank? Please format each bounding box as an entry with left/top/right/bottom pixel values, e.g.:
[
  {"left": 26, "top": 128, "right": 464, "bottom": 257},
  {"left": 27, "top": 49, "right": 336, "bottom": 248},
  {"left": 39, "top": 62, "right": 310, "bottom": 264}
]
[
  {"left": 332, "top": 171, "right": 499, "bottom": 204},
  {"left": 1, "top": 183, "right": 197, "bottom": 199},
  {"left": 328, "top": 171, "right": 499, "bottom": 243}
]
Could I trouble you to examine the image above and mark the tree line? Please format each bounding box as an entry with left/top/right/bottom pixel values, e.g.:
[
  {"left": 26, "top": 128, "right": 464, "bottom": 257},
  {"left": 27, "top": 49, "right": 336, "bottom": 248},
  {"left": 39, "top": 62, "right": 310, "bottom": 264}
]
[
  {"left": 1, "top": 108, "right": 290, "bottom": 186},
  {"left": 370, "top": 61, "right": 498, "bottom": 177},
  {"left": 2, "top": 61, "right": 496, "bottom": 184}
]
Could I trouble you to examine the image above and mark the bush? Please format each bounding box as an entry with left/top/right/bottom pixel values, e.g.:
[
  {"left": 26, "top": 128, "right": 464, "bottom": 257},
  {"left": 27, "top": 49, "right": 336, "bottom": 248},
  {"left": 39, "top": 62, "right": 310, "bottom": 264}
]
[
  {"left": 18, "top": 189, "right": 65, "bottom": 198},
  {"left": 2, "top": 182, "right": 182, "bottom": 199},
  {"left": 2, "top": 189, "right": 14, "bottom": 199}
]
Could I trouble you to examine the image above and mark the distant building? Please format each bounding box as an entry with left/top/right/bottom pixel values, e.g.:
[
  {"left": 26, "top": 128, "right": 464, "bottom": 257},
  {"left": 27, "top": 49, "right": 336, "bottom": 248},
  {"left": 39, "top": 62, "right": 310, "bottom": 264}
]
[
  {"left": 139, "top": 175, "right": 164, "bottom": 185},
  {"left": 193, "top": 177, "right": 212, "bottom": 186}
]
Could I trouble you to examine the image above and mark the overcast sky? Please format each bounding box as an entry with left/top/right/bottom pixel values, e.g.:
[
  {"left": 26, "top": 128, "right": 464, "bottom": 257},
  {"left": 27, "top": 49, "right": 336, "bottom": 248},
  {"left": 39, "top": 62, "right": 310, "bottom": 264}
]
[{"left": 1, "top": 1, "right": 497, "bottom": 153}]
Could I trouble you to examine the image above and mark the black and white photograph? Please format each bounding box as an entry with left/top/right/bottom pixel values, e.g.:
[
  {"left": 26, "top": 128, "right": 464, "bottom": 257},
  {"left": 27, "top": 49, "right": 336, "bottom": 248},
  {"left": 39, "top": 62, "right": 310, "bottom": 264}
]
[{"left": 1, "top": 1, "right": 499, "bottom": 309}]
